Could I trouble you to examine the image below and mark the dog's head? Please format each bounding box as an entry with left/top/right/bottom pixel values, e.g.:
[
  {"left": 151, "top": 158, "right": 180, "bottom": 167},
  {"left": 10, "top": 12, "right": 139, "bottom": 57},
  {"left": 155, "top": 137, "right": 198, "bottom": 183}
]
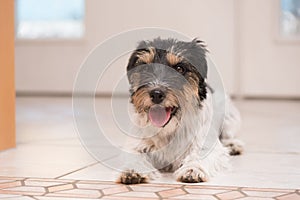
[{"left": 127, "top": 38, "right": 208, "bottom": 129}]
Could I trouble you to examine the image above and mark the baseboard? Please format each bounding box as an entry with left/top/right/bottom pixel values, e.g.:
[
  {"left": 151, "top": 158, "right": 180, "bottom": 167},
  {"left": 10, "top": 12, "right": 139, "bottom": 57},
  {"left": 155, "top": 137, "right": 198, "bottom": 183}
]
[{"left": 16, "top": 91, "right": 129, "bottom": 98}]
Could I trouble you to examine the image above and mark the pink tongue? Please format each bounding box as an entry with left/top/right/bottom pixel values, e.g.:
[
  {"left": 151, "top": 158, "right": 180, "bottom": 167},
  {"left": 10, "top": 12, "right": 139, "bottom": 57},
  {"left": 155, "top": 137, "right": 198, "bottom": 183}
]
[{"left": 148, "top": 105, "right": 171, "bottom": 127}]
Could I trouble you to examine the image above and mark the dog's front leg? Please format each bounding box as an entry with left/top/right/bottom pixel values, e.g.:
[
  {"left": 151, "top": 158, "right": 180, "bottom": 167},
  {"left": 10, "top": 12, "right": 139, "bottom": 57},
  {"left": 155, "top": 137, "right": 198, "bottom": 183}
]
[
  {"left": 117, "top": 158, "right": 161, "bottom": 184},
  {"left": 174, "top": 141, "right": 229, "bottom": 183},
  {"left": 174, "top": 157, "right": 209, "bottom": 183},
  {"left": 117, "top": 140, "right": 161, "bottom": 184}
]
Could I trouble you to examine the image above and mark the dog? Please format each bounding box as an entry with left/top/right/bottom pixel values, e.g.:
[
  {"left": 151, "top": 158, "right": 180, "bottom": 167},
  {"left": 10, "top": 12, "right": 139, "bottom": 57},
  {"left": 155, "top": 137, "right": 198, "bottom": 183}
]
[{"left": 117, "top": 38, "right": 243, "bottom": 184}]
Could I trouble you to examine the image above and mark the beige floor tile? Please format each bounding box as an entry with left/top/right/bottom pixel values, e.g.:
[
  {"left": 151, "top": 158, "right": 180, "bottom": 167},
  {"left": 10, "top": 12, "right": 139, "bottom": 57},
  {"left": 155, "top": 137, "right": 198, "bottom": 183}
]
[
  {"left": 184, "top": 185, "right": 238, "bottom": 190},
  {"left": 76, "top": 183, "right": 116, "bottom": 190},
  {"left": 102, "top": 185, "right": 129, "bottom": 195},
  {"left": 241, "top": 188, "right": 295, "bottom": 193},
  {"left": 170, "top": 194, "right": 218, "bottom": 200},
  {"left": 0, "top": 98, "right": 97, "bottom": 179},
  {"left": 0, "top": 194, "right": 22, "bottom": 198},
  {"left": 130, "top": 185, "right": 172, "bottom": 192},
  {"left": 26, "top": 178, "right": 74, "bottom": 183},
  {"left": 276, "top": 193, "right": 300, "bottom": 200},
  {"left": 204, "top": 153, "right": 300, "bottom": 189},
  {"left": 48, "top": 188, "right": 101, "bottom": 198},
  {"left": 25, "top": 180, "right": 68, "bottom": 187},
  {"left": 0, "top": 181, "right": 22, "bottom": 189},
  {"left": 37, "top": 197, "right": 97, "bottom": 200},
  {"left": 0, "top": 189, "right": 44, "bottom": 196},
  {"left": 1, "top": 196, "right": 34, "bottom": 200},
  {"left": 112, "top": 191, "right": 158, "bottom": 198},
  {"left": 184, "top": 188, "right": 228, "bottom": 195},
  {"left": 47, "top": 183, "right": 74, "bottom": 193},
  {"left": 0, "top": 178, "right": 22, "bottom": 183},
  {"left": 0, "top": 144, "right": 96, "bottom": 178},
  {"left": 102, "top": 196, "right": 159, "bottom": 200},
  {"left": 3, "top": 186, "right": 45, "bottom": 193},
  {"left": 236, "top": 100, "right": 300, "bottom": 154},
  {"left": 238, "top": 197, "right": 274, "bottom": 200},
  {"left": 216, "top": 191, "right": 245, "bottom": 200},
  {"left": 242, "top": 190, "right": 286, "bottom": 198},
  {"left": 59, "top": 163, "right": 118, "bottom": 181},
  {"left": 158, "top": 188, "right": 186, "bottom": 198}
]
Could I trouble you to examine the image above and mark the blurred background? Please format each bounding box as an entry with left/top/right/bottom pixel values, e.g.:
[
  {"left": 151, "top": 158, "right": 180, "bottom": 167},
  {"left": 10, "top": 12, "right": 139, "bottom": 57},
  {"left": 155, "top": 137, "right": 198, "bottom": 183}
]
[{"left": 14, "top": 0, "right": 300, "bottom": 98}]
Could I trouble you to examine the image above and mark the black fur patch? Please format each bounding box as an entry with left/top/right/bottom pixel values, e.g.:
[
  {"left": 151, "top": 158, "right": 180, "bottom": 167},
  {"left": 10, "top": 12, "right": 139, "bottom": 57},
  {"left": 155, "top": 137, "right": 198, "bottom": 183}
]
[{"left": 127, "top": 38, "right": 208, "bottom": 101}]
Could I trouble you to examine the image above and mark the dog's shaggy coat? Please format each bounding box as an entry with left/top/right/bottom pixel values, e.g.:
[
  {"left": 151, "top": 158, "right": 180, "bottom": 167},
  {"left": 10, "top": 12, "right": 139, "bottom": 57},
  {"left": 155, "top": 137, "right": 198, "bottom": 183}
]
[{"left": 118, "top": 38, "right": 243, "bottom": 184}]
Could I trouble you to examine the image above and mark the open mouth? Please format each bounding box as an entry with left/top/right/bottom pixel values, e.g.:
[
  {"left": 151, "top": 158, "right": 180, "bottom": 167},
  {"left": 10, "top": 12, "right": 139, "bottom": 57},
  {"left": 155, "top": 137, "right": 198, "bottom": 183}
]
[{"left": 148, "top": 105, "right": 178, "bottom": 127}]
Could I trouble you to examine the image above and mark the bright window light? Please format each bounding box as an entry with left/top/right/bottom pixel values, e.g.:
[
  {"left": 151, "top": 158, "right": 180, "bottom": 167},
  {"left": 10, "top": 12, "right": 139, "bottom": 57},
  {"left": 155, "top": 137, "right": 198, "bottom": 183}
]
[
  {"left": 16, "top": 0, "right": 85, "bottom": 39},
  {"left": 280, "top": 0, "right": 300, "bottom": 37}
]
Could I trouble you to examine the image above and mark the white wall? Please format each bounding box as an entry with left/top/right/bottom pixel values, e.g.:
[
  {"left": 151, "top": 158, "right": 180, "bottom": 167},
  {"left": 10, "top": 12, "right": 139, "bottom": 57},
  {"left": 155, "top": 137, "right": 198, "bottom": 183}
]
[
  {"left": 15, "top": 0, "right": 300, "bottom": 97},
  {"left": 15, "top": 0, "right": 236, "bottom": 95},
  {"left": 238, "top": 0, "right": 300, "bottom": 97}
]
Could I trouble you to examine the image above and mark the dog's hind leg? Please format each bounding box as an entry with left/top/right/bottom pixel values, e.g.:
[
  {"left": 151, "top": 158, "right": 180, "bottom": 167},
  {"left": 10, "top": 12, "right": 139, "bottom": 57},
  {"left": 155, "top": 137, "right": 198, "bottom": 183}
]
[{"left": 220, "top": 96, "right": 244, "bottom": 155}]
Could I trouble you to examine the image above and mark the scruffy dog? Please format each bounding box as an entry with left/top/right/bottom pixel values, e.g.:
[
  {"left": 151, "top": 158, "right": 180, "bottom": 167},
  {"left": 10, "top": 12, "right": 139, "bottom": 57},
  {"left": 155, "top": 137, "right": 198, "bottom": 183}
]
[{"left": 118, "top": 38, "right": 243, "bottom": 184}]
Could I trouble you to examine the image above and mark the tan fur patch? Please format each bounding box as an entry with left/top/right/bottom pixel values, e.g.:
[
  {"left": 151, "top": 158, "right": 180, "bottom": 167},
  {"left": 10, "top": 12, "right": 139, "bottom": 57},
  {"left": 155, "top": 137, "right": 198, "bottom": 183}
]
[
  {"left": 131, "top": 87, "right": 152, "bottom": 113},
  {"left": 164, "top": 91, "right": 179, "bottom": 108},
  {"left": 136, "top": 47, "right": 156, "bottom": 64},
  {"left": 166, "top": 53, "right": 183, "bottom": 66},
  {"left": 180, "top": 73, "right": 200, "bottom": 105}
]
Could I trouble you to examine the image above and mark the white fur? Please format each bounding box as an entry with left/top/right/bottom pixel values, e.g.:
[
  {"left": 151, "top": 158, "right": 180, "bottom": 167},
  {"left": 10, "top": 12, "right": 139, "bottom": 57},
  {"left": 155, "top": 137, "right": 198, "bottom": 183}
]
[{"left": 120, "top": 90, "right": 242, "bottom": 183}]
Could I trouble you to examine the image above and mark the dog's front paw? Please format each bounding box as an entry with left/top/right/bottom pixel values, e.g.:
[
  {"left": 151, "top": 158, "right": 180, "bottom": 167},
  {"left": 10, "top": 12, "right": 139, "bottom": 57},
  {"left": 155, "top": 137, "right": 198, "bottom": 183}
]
[
  {"left": 117, "top": 170, "right": 148, "bottom": 185},
  {"left": 176, "top": 168, "right": 208, "bottom": 183}
]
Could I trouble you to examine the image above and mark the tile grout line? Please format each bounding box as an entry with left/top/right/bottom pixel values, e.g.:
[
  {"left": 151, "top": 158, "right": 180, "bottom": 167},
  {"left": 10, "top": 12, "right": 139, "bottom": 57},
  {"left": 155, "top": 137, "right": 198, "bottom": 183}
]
[
  {"left": 154, "top": 190, "right": 163, "bottom": 200},
  {"left": 0, "top": 176, "right": 299, "bottom": 194},
  {"left": 2, "top": 178, "right": 298, "bottom": 192},
  {"left": 240, "top": 186, "right": 296, "bottom": 192},
  {"left": 54, "top": 161, "right": 99, "bottom": 179},
  {"left": 53, "top": 153, "right": 121, "bottom": 179},
  {"left": 275, "top": 191, "right": 299, "bottom": 199},
  {"left": 98, "top": 188, "right": 105, "bottom": 199},
  {"left": 237, "top": 187, "right": 248, "bottom": 198},
  {"left": 213, "top": 192, "right": 222, "bottom": 200}
]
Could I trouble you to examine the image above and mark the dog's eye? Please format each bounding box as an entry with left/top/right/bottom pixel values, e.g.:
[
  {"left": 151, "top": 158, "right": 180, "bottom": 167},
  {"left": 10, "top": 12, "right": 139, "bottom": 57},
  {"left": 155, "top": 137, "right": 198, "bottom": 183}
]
[
  {"left": 174, "top": 64, "right": 186, "bottom": 74},
  {"left": 136, "top": 60, "right": 146, "bottom": 65}
]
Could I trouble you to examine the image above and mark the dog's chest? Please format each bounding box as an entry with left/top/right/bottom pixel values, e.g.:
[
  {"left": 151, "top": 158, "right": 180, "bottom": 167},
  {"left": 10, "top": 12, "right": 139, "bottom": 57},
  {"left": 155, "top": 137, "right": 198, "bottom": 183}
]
[{"left": 143, "top": 131, "right": 194, "bottom": 171}]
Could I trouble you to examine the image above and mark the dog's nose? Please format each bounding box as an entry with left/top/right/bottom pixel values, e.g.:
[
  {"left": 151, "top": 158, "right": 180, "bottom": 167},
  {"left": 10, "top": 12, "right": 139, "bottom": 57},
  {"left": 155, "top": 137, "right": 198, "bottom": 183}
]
[{"left": 150, "top": 89, "right": 165, "bottom": 104}]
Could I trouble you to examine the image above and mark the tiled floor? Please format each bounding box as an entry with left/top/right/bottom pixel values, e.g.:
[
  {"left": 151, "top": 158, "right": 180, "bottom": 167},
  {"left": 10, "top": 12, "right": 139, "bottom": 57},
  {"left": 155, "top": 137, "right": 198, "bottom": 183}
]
[
  {"left": 0, "top": 177, "right": 299, "bottom": 200},
  {"left": 0, "top": 97, "right": 300, "bottom": 199}
]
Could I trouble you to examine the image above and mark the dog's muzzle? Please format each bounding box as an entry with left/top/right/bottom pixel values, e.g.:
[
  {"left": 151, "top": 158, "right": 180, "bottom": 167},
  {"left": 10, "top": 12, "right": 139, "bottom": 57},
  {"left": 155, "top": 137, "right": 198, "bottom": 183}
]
[
  {"left": 150, "top": 89, "right": 165, "bottom": 104},
  {"left": 148, "top": 89, "right": 177, "bottom": 128}
]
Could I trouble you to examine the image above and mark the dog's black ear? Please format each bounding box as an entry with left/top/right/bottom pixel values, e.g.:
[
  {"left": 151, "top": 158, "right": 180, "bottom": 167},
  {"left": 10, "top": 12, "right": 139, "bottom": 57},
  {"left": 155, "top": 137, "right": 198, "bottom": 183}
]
[
  {"left": 126, "top": 48, "right": 149, "bottom": 72},
  {"left": 190, "top": 39, "right": 208, "bottom": 101},
  {"left": 127, "top": 39, "right": 151, "bottom": 71},
  {"left": 127, "top": 51, "right": 139, "bottom": 72},
  {"left": 126, "top": 50, "right": 141, "bottom": 84},
  {"left": 192, "top": 39, "right": 208, "bottom": 79},
  {"left": 198, "top": 80, "right": 207, "bottom": 101}
]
